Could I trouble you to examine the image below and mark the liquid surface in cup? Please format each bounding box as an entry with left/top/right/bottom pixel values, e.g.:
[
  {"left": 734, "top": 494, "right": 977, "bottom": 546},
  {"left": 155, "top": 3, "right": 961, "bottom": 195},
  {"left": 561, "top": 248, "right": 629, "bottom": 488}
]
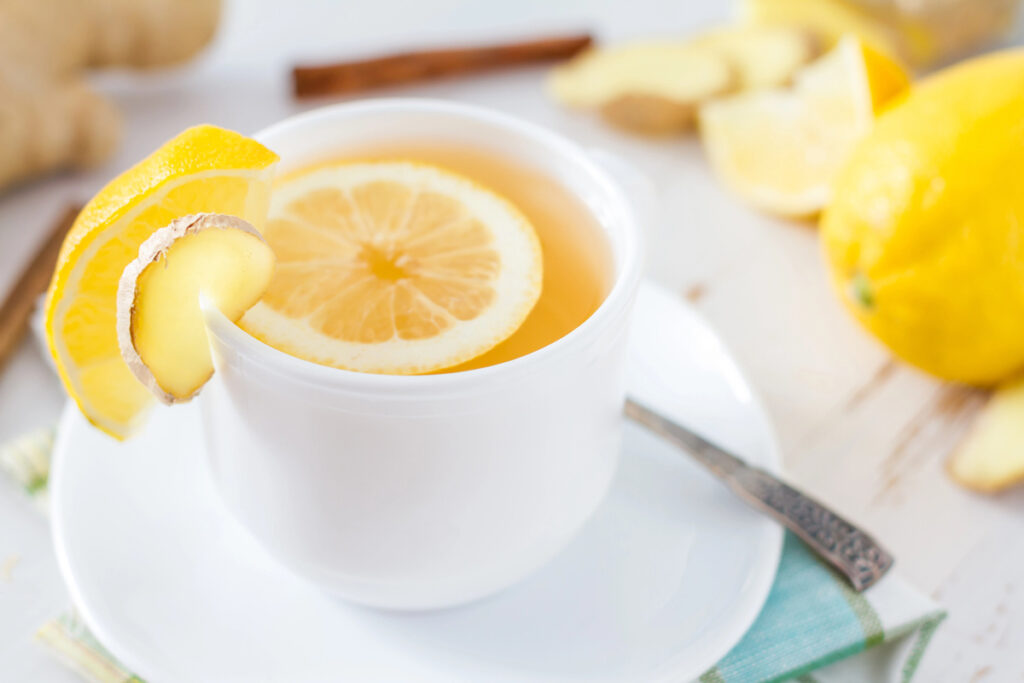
[{"left": 246, "top": 142, "right": 614, "bottom": 373}]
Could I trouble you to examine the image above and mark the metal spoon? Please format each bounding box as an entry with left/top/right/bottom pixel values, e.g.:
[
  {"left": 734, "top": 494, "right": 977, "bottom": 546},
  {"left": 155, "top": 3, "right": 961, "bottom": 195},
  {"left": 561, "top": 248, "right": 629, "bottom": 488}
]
[{"left": 625, "top": 398, "right": 894, "bottom": 592}]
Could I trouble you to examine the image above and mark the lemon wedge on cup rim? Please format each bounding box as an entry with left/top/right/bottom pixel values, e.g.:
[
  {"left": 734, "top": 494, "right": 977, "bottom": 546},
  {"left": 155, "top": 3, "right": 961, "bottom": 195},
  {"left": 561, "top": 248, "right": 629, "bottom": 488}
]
[
  {"left": 46, "top": 124, "right": 546, "bottom": 438},
  {"left": 44, "top": 125, "right": 279, "bottom": 439}
]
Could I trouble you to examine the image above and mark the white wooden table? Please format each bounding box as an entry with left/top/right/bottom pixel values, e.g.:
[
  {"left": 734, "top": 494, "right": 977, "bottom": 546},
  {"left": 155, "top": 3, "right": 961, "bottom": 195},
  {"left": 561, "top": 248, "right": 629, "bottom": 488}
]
[{"left": 1, "top": 1, "right": 1022, "bottom": 680}]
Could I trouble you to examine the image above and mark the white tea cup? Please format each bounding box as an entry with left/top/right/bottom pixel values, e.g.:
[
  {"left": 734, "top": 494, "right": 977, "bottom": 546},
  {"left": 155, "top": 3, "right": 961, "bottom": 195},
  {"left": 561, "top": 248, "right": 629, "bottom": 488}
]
[{"left": 201, "top": 99, "right": 643, "bottom": 610}]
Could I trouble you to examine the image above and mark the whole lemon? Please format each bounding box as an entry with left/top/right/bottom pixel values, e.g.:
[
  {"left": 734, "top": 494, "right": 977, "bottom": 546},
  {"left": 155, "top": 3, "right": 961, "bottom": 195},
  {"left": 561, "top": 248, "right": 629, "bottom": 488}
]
[{"left": 822, "top": 49, "right": 1024, "bottom": 386}]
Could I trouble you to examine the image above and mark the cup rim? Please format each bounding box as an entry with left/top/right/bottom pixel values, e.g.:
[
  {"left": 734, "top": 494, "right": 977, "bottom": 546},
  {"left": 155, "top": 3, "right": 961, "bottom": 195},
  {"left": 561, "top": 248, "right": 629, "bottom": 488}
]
[{"left": 205, "top": 98, "right": 644, "bottom": 395}]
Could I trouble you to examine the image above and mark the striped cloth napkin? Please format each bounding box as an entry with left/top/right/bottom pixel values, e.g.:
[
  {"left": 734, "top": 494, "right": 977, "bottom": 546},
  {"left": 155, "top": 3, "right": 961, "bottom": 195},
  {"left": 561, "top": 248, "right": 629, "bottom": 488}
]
[{"left": 2, "top": 426, "right": 945, "bottom": 683}]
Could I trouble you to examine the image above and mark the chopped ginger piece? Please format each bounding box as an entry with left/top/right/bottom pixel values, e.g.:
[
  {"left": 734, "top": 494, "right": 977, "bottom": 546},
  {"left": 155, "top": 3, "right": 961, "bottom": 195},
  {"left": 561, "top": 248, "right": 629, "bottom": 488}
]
[
  {"left": 948, "top": 377, "right": 1024, "bottom": 493},
  {"left": 694, "top": 25, "right": 821, "bottom": 90},
  {"left": 117, "top": 213, "right": 275, "bottom": 404},
  {"left": 547, "top": 42, "right": 735, "bottom": 134}
]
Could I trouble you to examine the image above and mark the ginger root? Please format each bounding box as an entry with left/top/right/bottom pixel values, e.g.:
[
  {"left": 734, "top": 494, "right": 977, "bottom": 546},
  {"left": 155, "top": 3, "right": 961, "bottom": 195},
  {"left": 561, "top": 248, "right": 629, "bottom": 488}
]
[
  {"left": 0, "top": 0, "right": 221, "bottom": 192},
  {"left": 0, "top": 65, "right": 120, "bottom": 189}
]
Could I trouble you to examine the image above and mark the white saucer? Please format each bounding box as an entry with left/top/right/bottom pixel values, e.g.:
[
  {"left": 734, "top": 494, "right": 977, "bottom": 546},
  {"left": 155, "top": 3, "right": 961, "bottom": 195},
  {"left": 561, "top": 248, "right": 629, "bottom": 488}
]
[{"left": 51, "top": 282, "right": 782, "bottom": 683}]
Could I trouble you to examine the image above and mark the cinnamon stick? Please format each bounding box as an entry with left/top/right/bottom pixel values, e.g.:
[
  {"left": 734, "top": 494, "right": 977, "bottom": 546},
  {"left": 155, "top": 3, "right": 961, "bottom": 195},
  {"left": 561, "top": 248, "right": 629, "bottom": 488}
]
[
  {"left": 0, "top": 204, "right": 80, "bottom": 373},
  {"left": 293, "top": 33, "right": 594, "bottom": 98}
]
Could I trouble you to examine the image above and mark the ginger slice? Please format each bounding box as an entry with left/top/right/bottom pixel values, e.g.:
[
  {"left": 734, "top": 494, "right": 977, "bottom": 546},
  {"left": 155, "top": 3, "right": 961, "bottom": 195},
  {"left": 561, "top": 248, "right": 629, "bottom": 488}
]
[
  {"left": 948, "top": 377, "right": 1024, "bottom": 493},
  {"left": 693, "top": 25, "right": 820, "bottom": 90},
  {"left": 547, "top": 42, "right": 735, "bottom": 134},
  {"left": 546, "top": 27, "right": 818, "bottom": 135},
  {"left": 117, "top": 213, "right": 275, "bottom": 404},
  {"left": 600, "top": 93, "right": 705, "bottom": 136}
]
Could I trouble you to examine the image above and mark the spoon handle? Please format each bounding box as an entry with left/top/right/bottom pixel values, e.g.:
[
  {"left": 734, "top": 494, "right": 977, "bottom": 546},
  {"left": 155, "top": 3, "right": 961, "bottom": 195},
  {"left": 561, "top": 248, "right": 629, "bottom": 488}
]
[{"left": 625, "top": 398, "right": 894, "bottom": 592}]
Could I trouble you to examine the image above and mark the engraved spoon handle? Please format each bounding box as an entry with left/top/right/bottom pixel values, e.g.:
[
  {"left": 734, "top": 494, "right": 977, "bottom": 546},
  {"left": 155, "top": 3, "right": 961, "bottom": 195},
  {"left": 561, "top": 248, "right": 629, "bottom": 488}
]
[{"left": 625, "top": 398, "right": 894, "bottom": 592}]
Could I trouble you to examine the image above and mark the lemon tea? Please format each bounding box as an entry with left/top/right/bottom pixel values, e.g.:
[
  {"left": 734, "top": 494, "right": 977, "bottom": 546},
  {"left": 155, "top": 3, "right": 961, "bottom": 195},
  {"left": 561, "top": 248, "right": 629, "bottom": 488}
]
[{"left": 251, "top": 141, "right": 614, "bottom": 373}]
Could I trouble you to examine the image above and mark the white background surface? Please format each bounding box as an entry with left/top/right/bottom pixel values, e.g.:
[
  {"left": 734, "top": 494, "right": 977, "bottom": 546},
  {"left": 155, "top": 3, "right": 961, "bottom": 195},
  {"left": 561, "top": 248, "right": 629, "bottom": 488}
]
[{"left": 1, "top": 1, "right": 1023, "bottom": 681}]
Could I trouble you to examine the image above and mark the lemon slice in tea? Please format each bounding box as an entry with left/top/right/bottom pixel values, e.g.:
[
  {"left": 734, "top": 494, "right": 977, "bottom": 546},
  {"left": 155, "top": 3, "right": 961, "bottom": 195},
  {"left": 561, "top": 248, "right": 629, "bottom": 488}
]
[{"left": 240, "top": 161, "right": 543, "bottom": 374}]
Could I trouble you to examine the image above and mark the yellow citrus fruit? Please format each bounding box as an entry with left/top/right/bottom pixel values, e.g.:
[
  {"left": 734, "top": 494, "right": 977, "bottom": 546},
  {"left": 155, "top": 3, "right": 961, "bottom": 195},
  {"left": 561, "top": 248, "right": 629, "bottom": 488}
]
[
  {"left": 45, "top": 125, "right": 278, "bottom": 438},
  {"left": 240, "top": 161, "right": 543, "bottom": 374},
  {"left": 699, "top": 36, "right": 909, "bottom": 217},
  {"left": 822, "top": 50, "right": 1024, "bottom": 385}
]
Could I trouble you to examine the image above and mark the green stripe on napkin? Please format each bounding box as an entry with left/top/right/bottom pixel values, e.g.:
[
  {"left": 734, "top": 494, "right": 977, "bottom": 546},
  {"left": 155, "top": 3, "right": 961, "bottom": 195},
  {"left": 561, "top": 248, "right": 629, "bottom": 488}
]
[
  {"left": 835, "top": 570, "right": 884, "bottom": 649},
  {"left": 700, "top": 535, "right": 944, "bottom": 682},
  {"left": 36, "top": 612, "right": 143, "bottom": 683}
]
